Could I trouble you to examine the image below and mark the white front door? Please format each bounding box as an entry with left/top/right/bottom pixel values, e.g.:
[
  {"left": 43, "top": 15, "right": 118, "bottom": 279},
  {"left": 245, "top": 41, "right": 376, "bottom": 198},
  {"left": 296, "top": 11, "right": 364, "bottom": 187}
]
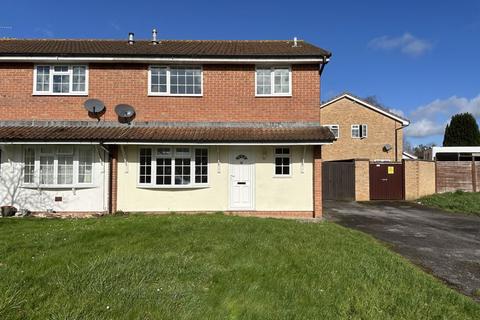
[{"left": 229, "top": 148, "right": 255, "bottom": 210}]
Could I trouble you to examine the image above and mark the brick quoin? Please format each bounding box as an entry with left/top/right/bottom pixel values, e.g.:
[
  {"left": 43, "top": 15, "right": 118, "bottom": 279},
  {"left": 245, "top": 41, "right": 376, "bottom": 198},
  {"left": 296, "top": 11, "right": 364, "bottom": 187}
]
[{"left": 0, "top": 63, "right": 322, "bottom": 123}]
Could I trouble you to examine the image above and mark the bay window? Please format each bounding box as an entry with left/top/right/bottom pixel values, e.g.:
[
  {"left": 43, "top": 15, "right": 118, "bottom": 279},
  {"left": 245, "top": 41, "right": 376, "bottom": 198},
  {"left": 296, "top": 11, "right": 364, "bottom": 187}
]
[
  {"left": 23, "top": 146, "right": 94, "bottom": 186},
  {"left": 34, "top": 65, "right": 88, "bottom": 95},
  {"left": 149, "top": 66, "right": 202, "bottom": 96},
  {"left": 138, "top": 147, "right": 209, "bottom": 187},
  {"left": 256, "top": 66, "right": 291, "bottom": 96}
]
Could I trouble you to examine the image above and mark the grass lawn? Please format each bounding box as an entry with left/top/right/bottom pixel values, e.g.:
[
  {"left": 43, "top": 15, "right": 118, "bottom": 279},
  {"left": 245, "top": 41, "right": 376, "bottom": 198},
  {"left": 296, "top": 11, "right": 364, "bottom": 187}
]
[
  {"left": 0, "top": 215, "right": 479, "bottom": 319},
  {"left": 418, "top": 191, "right": 480, "bottom": 216}
]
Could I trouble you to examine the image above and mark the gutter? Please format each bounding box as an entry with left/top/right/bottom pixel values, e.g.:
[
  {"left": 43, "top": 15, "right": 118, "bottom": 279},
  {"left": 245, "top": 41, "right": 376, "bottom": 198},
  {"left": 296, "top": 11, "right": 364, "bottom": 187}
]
[
  {"left": 319, "top": 55, "right": 330, "bottom": 76},
  {"left": 0, "top": 56, "right": 330, "bottom": 64},
  {"left": 395, "top": 122, "right": 410, "bottom": 162}
]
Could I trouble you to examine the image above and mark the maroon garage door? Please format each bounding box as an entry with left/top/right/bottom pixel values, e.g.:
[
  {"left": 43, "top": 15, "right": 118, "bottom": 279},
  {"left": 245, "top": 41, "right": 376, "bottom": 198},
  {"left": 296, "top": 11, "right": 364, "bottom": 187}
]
[{"left": 369, "top": 163, "right": 404, "bottom": 200}]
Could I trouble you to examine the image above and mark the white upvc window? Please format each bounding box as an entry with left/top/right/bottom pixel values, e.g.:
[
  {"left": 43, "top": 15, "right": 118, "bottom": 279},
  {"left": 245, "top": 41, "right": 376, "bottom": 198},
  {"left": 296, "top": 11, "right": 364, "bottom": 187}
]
[
  {"left": 256, "top": 66, "right": 292, "bottom": 96},
  {"left": 326, "top": 124, "right": 340, "bottom": 138},
  {"left": 138, "top": 146, "right": 209, "bottom": 187},
  {"left": 274, "top": 147, "right": 291, "bottom": 176},
  {"left": 33, "top": 65, "right": 88, "bottom": 95},
  {"left": 22, "top": 146, "right": 94, "bottom": 187},
  {"left": 351, "top": 124, "right": 368, "bottom": 138},
  {"left": 148, "top": 66, "right": 202, "bottom": 96}
]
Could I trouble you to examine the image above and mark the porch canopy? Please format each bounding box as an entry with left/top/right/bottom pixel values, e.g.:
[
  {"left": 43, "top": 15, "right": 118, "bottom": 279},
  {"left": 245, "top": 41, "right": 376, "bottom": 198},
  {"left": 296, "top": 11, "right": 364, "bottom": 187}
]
[{"left": 0, "top": 121, "right": 335, "bottom": 145}]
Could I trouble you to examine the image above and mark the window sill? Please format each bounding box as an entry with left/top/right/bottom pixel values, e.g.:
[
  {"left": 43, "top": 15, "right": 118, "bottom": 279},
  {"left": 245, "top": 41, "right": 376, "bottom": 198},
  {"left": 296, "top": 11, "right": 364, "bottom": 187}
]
[
  {"left": 21, "top": 184, "right": 96, "bottom": 189},
  {"left": 255, "top": 94, "right": 292, "bottom": 98},
  {"left": 137, "top": 184, "right": 210, "bottom": 189},
  {"left": 148, "top": 93, "right": 203, "bottom": 97},
  {"left": 272, "top": 175, "right": 292, "bottom": 179},
  {"left": 32, "top": 93, "right": 89, "bottom": 97}
]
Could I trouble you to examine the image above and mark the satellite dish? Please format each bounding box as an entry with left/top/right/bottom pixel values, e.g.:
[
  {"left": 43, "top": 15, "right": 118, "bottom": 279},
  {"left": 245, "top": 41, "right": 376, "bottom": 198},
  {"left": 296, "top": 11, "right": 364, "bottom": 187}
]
[
  {"left": 383, "top": 144, "right": 392, "bottom": 152},
  {"left": 83, "top": 99, "right": 106, "bottom": 114},
  {"left": 115, "top": 104, "right": 136, "bottom": 123}
]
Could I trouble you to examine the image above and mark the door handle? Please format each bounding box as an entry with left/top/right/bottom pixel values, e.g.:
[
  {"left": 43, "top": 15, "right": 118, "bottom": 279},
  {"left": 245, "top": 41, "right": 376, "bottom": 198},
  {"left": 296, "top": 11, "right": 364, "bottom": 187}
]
[
  {"left": 237, "top": 182, "right": 246, "bottom": 185},
  {"left": 381, "top": 178, "right": 388, "bottom": 181}
]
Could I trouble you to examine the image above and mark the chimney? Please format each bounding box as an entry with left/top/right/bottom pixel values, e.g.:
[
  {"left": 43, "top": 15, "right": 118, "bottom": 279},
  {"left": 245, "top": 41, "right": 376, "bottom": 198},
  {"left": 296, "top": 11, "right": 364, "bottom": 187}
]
[
  {"left": 151, "top": 28, "right": 159, "bottom": 45},
  {"left": 293, "top": 37, "right": 298, "bottom": 47},
  {"left": 128, "top": 32, "right": 135, "bottom": 45}
]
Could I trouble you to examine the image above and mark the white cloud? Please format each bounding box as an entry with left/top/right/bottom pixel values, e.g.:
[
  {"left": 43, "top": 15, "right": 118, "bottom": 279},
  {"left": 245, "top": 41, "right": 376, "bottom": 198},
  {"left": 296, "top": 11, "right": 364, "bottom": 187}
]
[
  {"left": 405, "top": 119, "right": 445, "bottom": 137},
  {"left": 405, "top": 94, "right": 480, "bottom": 138},
  {"left": 369, "top": 33, "right": 432, "bottom": 57},
  {"left": 412, "top": 95, "right": 480, "bottom": 118}
]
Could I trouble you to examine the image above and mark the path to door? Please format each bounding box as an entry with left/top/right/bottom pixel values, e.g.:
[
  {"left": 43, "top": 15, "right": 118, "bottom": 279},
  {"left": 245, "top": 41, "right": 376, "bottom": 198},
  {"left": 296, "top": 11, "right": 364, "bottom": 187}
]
[{"left": 324, "top": 200, "right": 480, "bottom": 301}]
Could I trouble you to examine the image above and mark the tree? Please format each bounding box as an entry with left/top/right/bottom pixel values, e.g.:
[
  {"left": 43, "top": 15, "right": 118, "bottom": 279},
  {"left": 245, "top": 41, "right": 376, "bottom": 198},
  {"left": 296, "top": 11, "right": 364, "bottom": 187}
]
[
  {"left": 443, "top": 113, "right": 480, "bottom": 146},
  {"left": 413, "top": 143, "right": 436, "bottom": 159}
]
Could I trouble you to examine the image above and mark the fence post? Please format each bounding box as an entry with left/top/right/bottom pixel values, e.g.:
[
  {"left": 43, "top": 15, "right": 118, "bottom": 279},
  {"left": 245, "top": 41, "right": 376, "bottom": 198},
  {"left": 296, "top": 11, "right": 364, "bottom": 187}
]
[{"left": 473, "top": 158, "right": 477, "bottom": 193}]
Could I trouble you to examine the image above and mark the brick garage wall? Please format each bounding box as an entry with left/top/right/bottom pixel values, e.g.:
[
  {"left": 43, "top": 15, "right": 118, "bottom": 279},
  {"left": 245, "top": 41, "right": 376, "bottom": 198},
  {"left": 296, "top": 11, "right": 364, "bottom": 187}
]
[
  {"left": 404, "top": 160, "right": 436, "bottom": 200},
  {"left": 0, "top": 63, "right": 321, "bottom": 123},
  {"left": 354, "top": 159, "right": 370, "bottom": 201},
  {"left": 321, "top": 98, "right": 404, "bottom": 161},
  {"left": 436, "top": 161, "right": 479, "bottom": 193}
]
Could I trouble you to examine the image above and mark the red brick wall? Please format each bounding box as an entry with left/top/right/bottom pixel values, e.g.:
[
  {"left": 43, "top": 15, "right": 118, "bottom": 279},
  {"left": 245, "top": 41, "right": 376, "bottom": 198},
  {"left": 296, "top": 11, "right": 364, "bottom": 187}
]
[
  {"left": 109, "top": 146, "right": 118, "bottom": 214},
  {"left": 0, "top": 63, "right": 321, "bottom": 122},
  {"left": 313, "top": 145, "right": 322, "bottom": 218}
]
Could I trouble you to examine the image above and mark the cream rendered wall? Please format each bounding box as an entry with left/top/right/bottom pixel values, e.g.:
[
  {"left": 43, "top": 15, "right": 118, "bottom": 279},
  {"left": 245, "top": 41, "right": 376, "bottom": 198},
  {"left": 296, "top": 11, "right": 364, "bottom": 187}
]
[
  {"left": 116, "top": 145, "right": 313, "bottom": 212},
  {"left": 0, "top": 145, "right": 108, "bottom": 212},
  {"left": 117, "top": 145, "right": 230, "bottom": 212},
  {"left": 255, "top": 146, "right": 313, "bottom": 211}
]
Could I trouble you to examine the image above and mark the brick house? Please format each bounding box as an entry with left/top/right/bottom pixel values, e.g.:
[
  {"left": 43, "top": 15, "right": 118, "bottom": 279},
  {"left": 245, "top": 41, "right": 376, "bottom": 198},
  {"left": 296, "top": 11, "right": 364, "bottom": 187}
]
[
  {"left": 0, "top": 34, "right": 334, "bottom": 218},
  {"left": 321, "top": 93, "right": 410, "bottom": 162}
]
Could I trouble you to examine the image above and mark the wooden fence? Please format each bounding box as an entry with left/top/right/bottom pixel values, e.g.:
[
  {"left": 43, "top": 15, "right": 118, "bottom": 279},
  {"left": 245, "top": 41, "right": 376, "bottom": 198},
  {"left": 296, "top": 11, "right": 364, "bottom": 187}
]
[{"left": 436, "top": 161, "right": 479, "bottom": 193}]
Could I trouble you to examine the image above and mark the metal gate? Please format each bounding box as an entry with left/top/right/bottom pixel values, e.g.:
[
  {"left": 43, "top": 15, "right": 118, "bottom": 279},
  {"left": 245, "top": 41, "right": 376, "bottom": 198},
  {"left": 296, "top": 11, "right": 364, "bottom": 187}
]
[
  {"left": 322, "top": 161, "right": 355, "bottom": 200},
  {"left": 369, "top": 163, "right": 404, "bottom": 200}
]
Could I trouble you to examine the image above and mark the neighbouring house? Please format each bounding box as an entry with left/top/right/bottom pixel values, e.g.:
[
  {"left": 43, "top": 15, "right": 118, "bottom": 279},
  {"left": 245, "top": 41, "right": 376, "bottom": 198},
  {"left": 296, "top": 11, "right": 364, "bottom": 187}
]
[
  {"left": 0, "top": 33, "right": 334, "bottom": 218},
  {"left": 318, "top": 93, "right": 436, "bottom": 202},
  {"left": 320, "top": 93, "right": 410, "bottom": 162}
]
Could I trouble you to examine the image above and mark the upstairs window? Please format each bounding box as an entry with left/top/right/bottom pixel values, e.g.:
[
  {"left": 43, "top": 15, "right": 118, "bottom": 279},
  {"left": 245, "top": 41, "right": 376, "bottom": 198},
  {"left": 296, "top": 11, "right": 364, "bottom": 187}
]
[
  {"left": 34, "top": 65, "right": 88, "bottom": 95},
  {"left": 326, "top": 125, "right": 340, "bottom": 138},
  {"left": 256, "top": 67, "right": 291, "bottom": 96},
  {"left": 138, "top": 147, "right": 208, "bottom": 187},
  {"left": 352, "top": 124, "right": 368, "bottom": 138},
  {"left": 149, "top": 66, "right": 202, "bottom": 96}
]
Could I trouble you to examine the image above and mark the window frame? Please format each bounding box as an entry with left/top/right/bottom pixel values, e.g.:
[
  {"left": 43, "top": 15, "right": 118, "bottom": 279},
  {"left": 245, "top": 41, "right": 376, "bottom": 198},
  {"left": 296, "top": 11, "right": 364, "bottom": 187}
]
[
  {"left": 351, "top": 124, "right": 368, "bottom": 139},
  {"left": 33, "top": 64, "right": 89, "bottom": 96},
  {"left": 21, "top": 146, "right": 95, "bottom": 188},
  {"left": 148, "top": 65, "right": 203, "bottom": 97},
  {"left": 274, "top": 147, "right": 292, "bottom": 177},
  {"left": 255, "top": 66, "right": 292, "bottom": 97},
  {"left": 325, "top": 124, "right": 340, "bottom": 138},
  {"left": 137, "top": 146, "right": 209, "bottom": 188}
]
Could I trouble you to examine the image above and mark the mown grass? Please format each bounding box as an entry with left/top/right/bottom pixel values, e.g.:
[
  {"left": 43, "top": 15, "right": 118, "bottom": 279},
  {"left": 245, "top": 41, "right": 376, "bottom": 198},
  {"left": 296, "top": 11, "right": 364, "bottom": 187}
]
[
  {"left": 418, "top": 191, "right": 480, "bottom": 216},
  {"left": 0, "top": 214, "right": 478, "bottom": 319}
]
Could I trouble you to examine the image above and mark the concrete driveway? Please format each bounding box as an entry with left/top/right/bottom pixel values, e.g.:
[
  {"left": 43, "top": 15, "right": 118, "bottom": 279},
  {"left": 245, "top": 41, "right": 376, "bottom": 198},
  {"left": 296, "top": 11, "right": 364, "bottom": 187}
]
[{"left": 324, "top": 200, "right": 480, "bottom": 301}]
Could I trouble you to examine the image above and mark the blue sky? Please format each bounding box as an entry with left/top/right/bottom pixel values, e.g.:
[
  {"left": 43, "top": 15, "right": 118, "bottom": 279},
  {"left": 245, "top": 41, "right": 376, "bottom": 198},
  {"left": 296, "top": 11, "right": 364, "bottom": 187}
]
[{"left": 1, "top": 0, "right": 479, "bottom": 146}]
